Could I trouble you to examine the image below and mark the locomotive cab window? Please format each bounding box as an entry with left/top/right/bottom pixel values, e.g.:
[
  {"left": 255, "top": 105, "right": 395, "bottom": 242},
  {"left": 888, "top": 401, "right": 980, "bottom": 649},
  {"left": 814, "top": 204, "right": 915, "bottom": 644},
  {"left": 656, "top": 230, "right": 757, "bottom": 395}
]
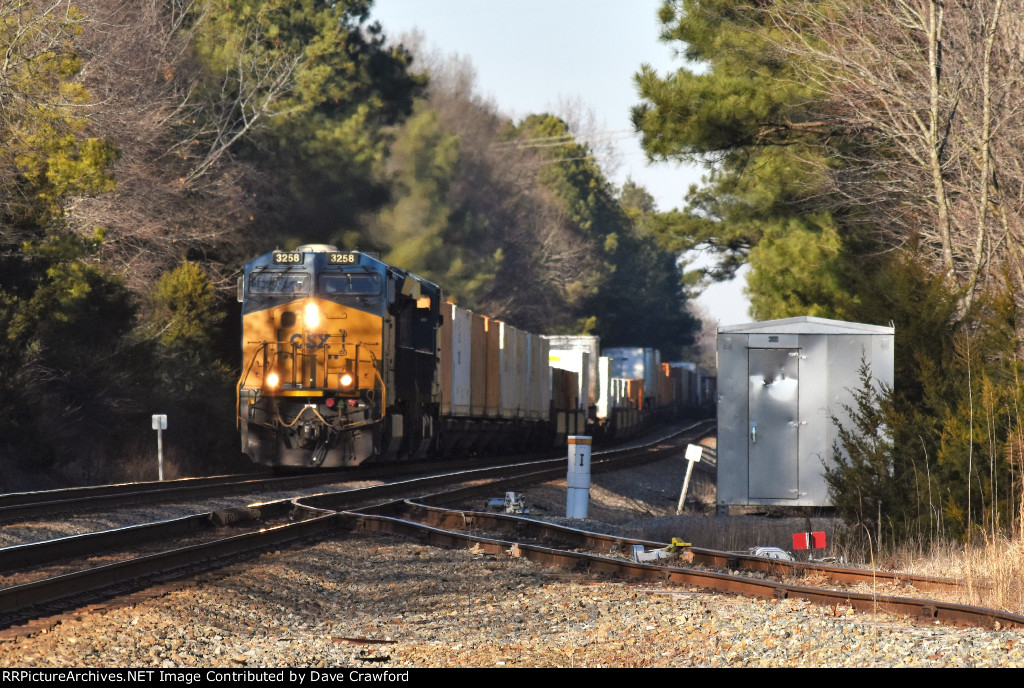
[
  {"left": 319, "top": 272, "right": 381, "bottom": 296},
  {"left": 249, "top": 271, "right": 311, "bottom": 295}
]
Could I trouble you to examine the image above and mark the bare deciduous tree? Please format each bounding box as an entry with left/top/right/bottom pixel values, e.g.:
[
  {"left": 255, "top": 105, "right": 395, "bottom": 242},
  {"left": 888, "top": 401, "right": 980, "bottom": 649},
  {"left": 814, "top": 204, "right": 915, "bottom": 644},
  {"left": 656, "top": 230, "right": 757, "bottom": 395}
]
[
  {"left": 66, "top": 0, "right": 300, "bottom": 291},
  {"left": 767, "top": 0, "right": 1024, "bottom": 311}
]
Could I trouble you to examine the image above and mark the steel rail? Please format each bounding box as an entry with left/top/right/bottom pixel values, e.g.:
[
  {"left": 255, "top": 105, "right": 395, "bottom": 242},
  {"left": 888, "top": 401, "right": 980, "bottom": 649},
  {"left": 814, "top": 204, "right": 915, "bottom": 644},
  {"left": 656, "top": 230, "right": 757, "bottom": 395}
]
[
  {"left": 7, "top": 416, "right": 1008, "bottom": 633},
  {"left": 0, "top": 470, "right": 347, "bottom": 523},
  {"left": 0, "top": 505, "right": 339, "bottom": 627},
  {"left": 0, "top": 505, "right": 287, "bottom": 573},
  {"left": 370, "top": 500, "right": 964, "bottom": 595},
  {"left": 343, "top": 508, "right": 1024, "bottom": 630},
  {"left": 0, "top": 421, "right": 711, "bottom": 523},
  {"left": 0, "top": 438, "right": 680, "bottom": 579},
  {"left": 0, "top": 460, "right": 524, "bottom": 523},
  {"left": 0, "top": 473, "right": 271, "bottom": 507},
  {"left": 294, "top": 420, "right": 714, "bottom": 513},
  {"left": 0, "top": 421, "right": 714, "bottom": 631}
]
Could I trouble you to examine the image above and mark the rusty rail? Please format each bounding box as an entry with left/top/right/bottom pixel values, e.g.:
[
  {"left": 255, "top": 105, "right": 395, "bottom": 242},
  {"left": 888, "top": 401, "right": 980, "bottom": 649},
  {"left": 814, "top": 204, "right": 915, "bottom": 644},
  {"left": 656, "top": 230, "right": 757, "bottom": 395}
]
[
  {"left": 343, "top": 505, "right": 1024, "bottom": 630},
  {"left": 374, "top": 500, "right": 963, "bottom": 595}
]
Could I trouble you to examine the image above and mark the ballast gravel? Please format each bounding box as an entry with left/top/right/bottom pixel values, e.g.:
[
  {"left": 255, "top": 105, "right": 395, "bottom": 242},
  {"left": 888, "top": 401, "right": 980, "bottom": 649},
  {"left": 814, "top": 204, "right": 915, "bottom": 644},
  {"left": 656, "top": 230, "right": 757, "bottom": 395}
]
[
  {"left": 0, "top": 532, "right": 1022, "bottom": 668},
  {"left": 2, "top": 436, "right": 1020, "bottom": 668}
]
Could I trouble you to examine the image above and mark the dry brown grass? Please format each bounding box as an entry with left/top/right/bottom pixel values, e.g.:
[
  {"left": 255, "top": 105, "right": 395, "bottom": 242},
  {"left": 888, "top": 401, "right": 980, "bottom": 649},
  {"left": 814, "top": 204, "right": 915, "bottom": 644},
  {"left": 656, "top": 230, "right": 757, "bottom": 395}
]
[
  {"left": 875, "top": 535, "right": 1024, "bottom": 615},
  {"left": 795, "top": 527, "right": 1024, "bottom": 615}
]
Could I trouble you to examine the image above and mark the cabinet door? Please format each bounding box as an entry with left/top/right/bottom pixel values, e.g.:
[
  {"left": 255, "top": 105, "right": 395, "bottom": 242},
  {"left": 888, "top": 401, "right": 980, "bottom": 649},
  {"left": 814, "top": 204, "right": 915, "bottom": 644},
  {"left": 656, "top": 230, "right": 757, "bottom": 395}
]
[{"left": 748, "top": 348, "right": 800, "bottom": 499}]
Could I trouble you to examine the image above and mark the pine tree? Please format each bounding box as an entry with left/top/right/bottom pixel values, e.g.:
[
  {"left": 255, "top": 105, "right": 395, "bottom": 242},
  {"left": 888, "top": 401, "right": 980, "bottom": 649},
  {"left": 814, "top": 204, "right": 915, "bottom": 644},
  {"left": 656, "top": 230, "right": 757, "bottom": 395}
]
[{"left": 632, "top": 0, "right": 865, "bottom": 319}]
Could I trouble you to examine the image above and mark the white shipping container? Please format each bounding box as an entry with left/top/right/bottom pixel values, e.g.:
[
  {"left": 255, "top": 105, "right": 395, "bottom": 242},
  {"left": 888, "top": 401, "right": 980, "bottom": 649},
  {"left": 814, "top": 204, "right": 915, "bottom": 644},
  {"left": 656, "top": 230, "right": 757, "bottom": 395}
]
[
  {"left": 498, "top": 322, "right": 524, "bottom": 418},
  {"left": 450, "top": 305, "right": 472, "bottom": 416},
  {"left": 439, "top": 303, "right": 474, "bottom": 416},
  {"left": 549, "top": 349, "right": 589, "bottom": 412},
  {"left": 604, "top": 346, "right": 661, "bottom": 406},
  {"left": 525, "top": 334, "right": 550, "bottom": 420},
  {"left": 604, "top": 347, "right": 645, "bottom": 379},
  {"left": 596, "top": 356, "right": 612, "bottom": 419},
  {"left": 542, "top": 335, "right": 600, "bottom": 405}
]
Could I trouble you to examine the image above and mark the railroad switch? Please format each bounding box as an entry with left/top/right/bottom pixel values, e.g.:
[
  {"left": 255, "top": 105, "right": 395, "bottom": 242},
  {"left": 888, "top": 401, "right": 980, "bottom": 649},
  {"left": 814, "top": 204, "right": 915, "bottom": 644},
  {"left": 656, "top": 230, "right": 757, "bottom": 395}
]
[
  {"left": 632, "top": 538, "right": 693, "bottom": 564},
  {"left": 749, "top": 546, "right": 795, "bottom": 561},
  {"left": 485, "top": 491, "right": 530, "bottom": 514}
]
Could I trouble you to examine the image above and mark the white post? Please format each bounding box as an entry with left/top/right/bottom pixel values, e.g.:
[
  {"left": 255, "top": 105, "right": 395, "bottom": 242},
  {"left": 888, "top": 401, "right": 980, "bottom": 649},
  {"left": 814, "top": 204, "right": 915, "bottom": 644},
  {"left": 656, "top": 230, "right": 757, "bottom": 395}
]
[
  {"left": 152, "top": 415, "right": 168, "bottom": 481},
  {"left": 566, "top": 435, "right": 592, "bottom": 518},
  {"left": 676, "top": 443, "right": 704, "bottom": 514}
]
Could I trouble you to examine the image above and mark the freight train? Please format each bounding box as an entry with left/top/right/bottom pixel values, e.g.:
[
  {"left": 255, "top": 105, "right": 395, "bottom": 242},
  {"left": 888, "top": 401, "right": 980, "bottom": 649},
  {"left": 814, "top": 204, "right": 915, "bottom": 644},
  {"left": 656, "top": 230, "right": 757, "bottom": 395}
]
[{"left": 235, "top": 245, "right": 712, "bottom": 468}]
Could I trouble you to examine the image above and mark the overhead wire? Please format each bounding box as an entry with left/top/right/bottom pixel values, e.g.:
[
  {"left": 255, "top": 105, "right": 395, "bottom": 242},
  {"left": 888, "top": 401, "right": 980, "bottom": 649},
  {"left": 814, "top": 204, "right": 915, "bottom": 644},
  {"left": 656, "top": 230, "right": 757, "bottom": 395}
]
[{"left": 491, "top": 128, "right": 638, "bottom": 149}]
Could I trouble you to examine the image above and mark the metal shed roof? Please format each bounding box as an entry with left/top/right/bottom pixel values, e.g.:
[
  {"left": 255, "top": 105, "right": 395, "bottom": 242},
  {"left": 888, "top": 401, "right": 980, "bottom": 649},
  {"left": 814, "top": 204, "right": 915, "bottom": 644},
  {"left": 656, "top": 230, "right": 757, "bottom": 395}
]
[{"left": 718, "top": 316, "right": 894, "bottom": 336}]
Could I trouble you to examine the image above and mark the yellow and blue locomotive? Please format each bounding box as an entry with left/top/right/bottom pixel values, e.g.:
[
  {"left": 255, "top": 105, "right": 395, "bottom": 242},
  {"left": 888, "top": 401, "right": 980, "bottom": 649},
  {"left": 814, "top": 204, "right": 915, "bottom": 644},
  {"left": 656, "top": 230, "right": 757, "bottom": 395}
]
[
  {"left": 236, "top": 245, "right": 441, "bottom": 467},
  {"left": 236, "top": 245, "right": 693, "bottom": 469}
]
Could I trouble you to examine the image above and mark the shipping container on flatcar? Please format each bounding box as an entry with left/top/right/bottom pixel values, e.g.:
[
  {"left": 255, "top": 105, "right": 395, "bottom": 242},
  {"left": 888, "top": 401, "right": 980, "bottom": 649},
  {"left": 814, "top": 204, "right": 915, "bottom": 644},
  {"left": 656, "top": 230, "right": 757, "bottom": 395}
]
[
  {"left": 592, "top": 347, "right": 663, "bottom": 439},
  {"left": 541, "top": 335, "right": 600, "bottom": 408},
  {"left": 436, "top": 305, "right": 552, "bottom": 454},
  {"left": 602, "top": 347, "right": 661, "bottom": 410},
  {"left": 543, "top": 335, "right": 599, "bottom": 444}
]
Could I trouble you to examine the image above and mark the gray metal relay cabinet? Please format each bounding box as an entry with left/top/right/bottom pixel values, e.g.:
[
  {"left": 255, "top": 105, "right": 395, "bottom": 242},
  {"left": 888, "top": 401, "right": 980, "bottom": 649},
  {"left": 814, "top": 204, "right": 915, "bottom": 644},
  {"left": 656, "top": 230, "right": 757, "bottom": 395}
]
[{"left": 716, "top": 316, "right": 894, "bottom": 508}]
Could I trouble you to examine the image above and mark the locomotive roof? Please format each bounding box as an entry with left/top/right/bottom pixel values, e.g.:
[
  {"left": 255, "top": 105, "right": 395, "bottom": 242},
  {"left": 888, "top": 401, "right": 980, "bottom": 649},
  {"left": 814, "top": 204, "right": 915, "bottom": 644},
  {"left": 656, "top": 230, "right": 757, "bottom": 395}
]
[{"left": 247, "top": 248, "right": 442, "bottom": 293}]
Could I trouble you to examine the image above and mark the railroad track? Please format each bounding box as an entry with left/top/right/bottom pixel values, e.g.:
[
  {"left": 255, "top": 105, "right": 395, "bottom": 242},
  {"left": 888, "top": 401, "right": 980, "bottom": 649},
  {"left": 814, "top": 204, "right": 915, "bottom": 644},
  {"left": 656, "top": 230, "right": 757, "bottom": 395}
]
[
  {"left": 362, "top": 501, "right": 964, "bottom": 596},
  {"left": 6, "top": 417, "right": 1013, "bottom": 637},
  {"left": 0, "top": 421, "right": 711, "bottom": 632},
  {"left": 0, "top": 450, "right": 570, "bottom": 524},
  {"left": 349, "top": 500, "right": 1017, "bottom": 630},
  {"left": 0, "top": 469, "right": 336, "bottom": 523}
]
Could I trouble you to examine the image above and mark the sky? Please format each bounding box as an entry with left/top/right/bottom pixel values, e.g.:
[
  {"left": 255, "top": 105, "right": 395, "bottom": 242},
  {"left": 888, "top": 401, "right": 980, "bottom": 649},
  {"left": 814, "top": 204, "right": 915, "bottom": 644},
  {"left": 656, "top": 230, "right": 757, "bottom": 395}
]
[{"left": 368, "top": 0, "right": 752, "bottom": 326}]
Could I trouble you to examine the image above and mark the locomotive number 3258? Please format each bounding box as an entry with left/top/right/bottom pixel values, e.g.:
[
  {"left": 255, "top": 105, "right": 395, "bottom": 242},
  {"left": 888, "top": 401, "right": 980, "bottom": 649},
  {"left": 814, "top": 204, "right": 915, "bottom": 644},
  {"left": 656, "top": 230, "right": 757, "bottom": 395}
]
[
  {"left": 273, "top": 252, "right": 302, "bottom": 264},
  {"left": 329, "top": 253, "right": 357, "bottom": 264}
]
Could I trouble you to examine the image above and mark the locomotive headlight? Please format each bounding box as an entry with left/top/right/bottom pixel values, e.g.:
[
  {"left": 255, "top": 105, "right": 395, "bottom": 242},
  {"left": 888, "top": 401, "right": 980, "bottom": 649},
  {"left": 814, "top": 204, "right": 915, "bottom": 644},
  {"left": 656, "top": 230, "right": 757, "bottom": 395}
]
[
  {"left": 304, "top": 302, "right": 320, "bottom": 329},
  {"left": 339, "top": 372, "right": 355, "bottom": 389},
  {"left": 266, "top": 372, "right": 280, "bottom": 388}
]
